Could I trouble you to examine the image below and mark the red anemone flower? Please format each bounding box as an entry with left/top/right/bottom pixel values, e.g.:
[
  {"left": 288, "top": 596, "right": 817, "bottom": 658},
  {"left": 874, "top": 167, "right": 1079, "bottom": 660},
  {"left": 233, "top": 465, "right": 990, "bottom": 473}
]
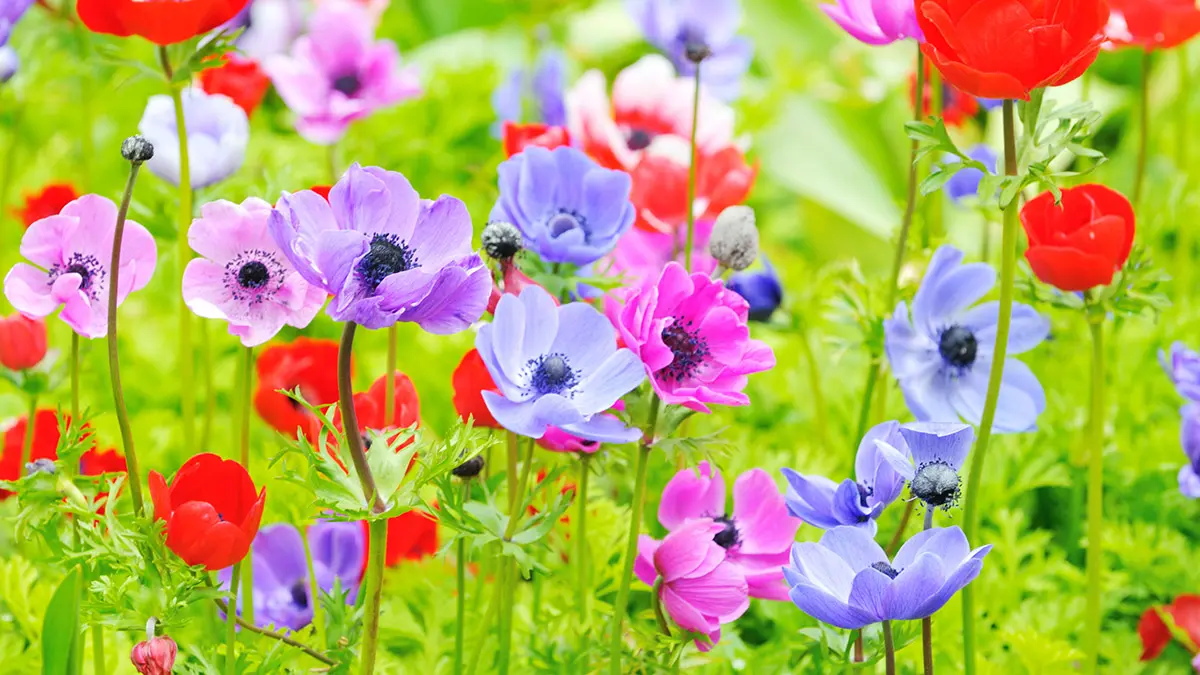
[
  {"left": 360, "top": 510, "right": 439, "bottom": 568},
  {"left": 255, "top": 338, "right": 344, "bottom": 441},
  {"left": 1020, "top": 184, "right": 1135, "bottom": 292},
  {"left": 80, "top": 448, "right": 127, "bottom": 514},
  {"left": 1139, "top": 595, "right": 1200, "bottom": 661},
  {"left": 503, "top": 122, "right": 571, "bottom": 157},
  {"left": 1107, "top": 0, "right": 1200, "bottom": 51},
  {"left": 0, "top": 410, "right": 61, "bottom": 499},
  {"left": 199, "top": 55, "right": 271, "bottom": 118},
  {"left": 14, "top": 182, "right": 78, "bottom": 229},
  {"left": 328, "top": 371, "right": 422, "bottom": 471},
  {"left": 149, "top": 453, "right": 266, "bottom": 570},
  {"left": 452, "top": 349, "right": 502, "bottom": 429},
  {"left": 628, "top": 147, "right": 757, "bottom": 233},
  {"left": 0, "top": 313, "right": 47, "bottom": 371},
  {"left": 78, "top": 0, "right": 251, "bottom": 46}
]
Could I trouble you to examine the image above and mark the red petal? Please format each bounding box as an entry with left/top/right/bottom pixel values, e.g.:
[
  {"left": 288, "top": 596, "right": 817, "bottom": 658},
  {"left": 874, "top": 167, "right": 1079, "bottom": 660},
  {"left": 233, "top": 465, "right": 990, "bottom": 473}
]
[
  {"left": 165, "top": 501, "right": 220, "bottom": 566},
  {"left": 1025, "top": 246, "right": 1116, "bottom": 291},
  {"left": 1138, "top": 606, "right": 1172, "bottom": 661}
]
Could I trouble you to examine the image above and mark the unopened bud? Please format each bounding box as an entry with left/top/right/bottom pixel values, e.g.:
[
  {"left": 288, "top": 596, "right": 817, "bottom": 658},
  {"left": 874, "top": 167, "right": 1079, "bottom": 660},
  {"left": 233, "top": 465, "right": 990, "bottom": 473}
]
[
  {"left": 709, "top": 205, "right": 759, "bottom": 271},
  {"left": 25, "top": 458, "right": 55, "bottom": 476},
  {"left": 481, "top": 221, "right": 523, "bottom": 260},
  {"left": 121, "top": 135, "right": 155, "bottom": 164},
  {"left": 131, "top": 635, "right": 177, "bottom": 675},
  {"left": 452, "top": 455, "right": 485, "bottom": 479}
]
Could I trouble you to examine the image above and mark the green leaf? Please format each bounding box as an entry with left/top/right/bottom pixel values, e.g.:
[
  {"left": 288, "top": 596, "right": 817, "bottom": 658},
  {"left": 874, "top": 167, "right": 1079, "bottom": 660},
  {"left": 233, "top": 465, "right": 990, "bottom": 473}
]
[{"left": 42, "top": 568, "right": 81, "bottom": 675}]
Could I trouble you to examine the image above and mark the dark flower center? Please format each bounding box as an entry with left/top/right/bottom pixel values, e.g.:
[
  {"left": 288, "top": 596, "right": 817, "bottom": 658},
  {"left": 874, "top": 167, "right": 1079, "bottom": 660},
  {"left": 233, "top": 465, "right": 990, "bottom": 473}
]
[
  {"left": 290, "top": 580, "right": 309, "bottom": 609},
  {"left": 712, "top": 514, "right": 739, "bottom": 549},
  {"left": 626, "top": 128, "right": 654, "bottom": 151},
  {"left": 547, "top": 211, "right": 586, "bottom": 239},
  {"left": 855, "top": 481, "right": 873, "bottom": 509},
  {"left": 356, "top": 234, "right": 419, "bottom": 291},
  {"left": 237, "top": 261, "right": 270, "bottom": 289},
  {"left": 659, "top": 319, "right": 710, "bottom": 383},
  {"left": 332, "top": 73, "right": 362, "bottom": 97},
  {"left": 527, "top": 353, "right": 578, "bottom": 396},
  {"left": 911, "top": 461, "right": 961, "bottom": 509},
  {"left": 870, "top": 562, "right": 900, "bottom": 579},
  {"left": 49, "top": 253, "right": 106, "bottom": 301},
  {"left": 938, "top": 325, "right": 978, "bottom": 369}
]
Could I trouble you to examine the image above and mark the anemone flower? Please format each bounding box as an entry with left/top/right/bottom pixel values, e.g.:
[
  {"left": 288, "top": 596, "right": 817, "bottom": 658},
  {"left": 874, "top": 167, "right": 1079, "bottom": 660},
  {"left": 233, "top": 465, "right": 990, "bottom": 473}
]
[
  {"left": 1162, "top": 342, "right": 1200, "bottom": 402},
  {"left": 884, "top": 244, "right": 1049, "bottom": 433},
  {"left": 4, "top": 194, "right": 157, "bottom": 339},
  {"left": 875, "top": 422, "right": 975, "bottom": 511},
  {"left": 222, "top": 0, "right": 305, "bottom": 60},
  {"left": 254, "top": 338, "right": 342, "bottom": 440},
  {"left": 1179, "top": 404, "right": 1200, "bottom": 499},
  {"left": 625, "top": 0, "right": 753, "bottom": 100},
  {"left": 727, "top": 256, "right": 783, "bottom": 322},
  {"left": 139, "top": 88, "right": 249, "bottom": 189}
]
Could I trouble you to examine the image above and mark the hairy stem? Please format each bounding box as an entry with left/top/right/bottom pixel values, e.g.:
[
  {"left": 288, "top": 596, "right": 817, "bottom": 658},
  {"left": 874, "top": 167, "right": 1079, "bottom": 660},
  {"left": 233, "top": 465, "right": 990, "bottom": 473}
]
[{"left": 883, "top": 621, "right": 896, "bottom": 675}]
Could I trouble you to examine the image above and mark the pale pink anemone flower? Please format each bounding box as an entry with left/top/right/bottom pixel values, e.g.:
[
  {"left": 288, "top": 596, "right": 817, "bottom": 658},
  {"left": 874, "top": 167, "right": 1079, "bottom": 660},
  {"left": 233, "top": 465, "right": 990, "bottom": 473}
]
[
  {"left": 635, "top": 518, "right": 750, "bottom": 650},
  {"left": 264, "top": 1, "right": 420, "bottom": 145},
  {"left": 182, "top": 198, "right": 327, "bottom": 347},
  {"left": 565, "top": 54, "right": 735, "bottom": 173},
  {"left": 3, "top": 194, "right": 157, "bottom": 339},
  {"left": 606, "top": 262, "right": 775, "bottom": 413}
]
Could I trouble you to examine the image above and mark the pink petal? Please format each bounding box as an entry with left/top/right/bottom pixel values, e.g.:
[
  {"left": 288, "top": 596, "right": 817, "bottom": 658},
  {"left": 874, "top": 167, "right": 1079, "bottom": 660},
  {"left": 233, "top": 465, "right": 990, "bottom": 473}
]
[
  {"left": 658, "top": 461, "right": 726, "bottom": 530},
  {"left": 731, "top": 469, "right": 798, "bottom": 556}
]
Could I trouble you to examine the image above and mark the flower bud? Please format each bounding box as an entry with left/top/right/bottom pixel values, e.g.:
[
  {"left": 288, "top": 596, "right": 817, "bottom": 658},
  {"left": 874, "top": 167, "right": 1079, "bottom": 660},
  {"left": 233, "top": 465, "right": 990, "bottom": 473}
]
[
  {"left": 451, "top": 455, "right": 485, "bottom": 479},
  {"left": 911, "top": 462, "right": 961, "bottom": 509},
  {"left": 481, "top": 221, "right": 523, "bottom": 260},
  {"left": 0, "top": 313, "right": 47, "bottom": 371},
  {"left": 121, "top": 135, "right": 155, "bottom": 164},
  {"left": 130, "top": 635, "right": 177, "bottom": 675},
  {"left": 25, "top": 458, "right": 56, "bottom": 476},
  {"left": 709, "top": 205, "right": 759, "bottom": 272}
]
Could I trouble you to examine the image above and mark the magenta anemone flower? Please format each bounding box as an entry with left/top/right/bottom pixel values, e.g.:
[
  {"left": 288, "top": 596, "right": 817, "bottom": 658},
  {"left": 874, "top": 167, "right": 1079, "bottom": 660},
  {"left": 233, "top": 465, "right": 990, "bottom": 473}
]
[
  {"left": 269, "top": 164, "right": 491, "bottom": 333},
  {"left": 183, "top": 198, "right": 327, "bottom": 347},
  {"left": 636, "top": 461, "right": 798, "bottom": 604},
  {"left": 4, "top": 194, "right": 157, "bottom": 339},
  {"left": 820, "top": 0, "right": 924, "bottom": 46},
  {"left": 264, "top": 2, "right": 421, "bottom": 144},
  {"left": 636, "top": 518, "right": 749, "bottom": 650},
  {"left": 606, "top": 261, "right": 774, "bottom": 413}
]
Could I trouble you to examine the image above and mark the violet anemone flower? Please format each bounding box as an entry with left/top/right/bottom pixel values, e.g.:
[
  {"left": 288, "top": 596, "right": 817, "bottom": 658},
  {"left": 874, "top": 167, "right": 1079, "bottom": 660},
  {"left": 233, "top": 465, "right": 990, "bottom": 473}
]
[
  {"left": 183, "top": 198, "right": 326, "bottom": 347},
  {"left": 139, "top": 88, "right": 249, "bottom": 189},
  {"left": 727, "top": 255, "right": 783, "bottom": 323},
  {"left": 638, "top": 518, "right": 749, "bottom": 650},
  {"left": 780, "top": 421, "right": 908, "bottom": 534},
  {"left": 264, "top": 2, "right": 420, "bottom": 145},
  {"left": 625, "top": 0, "right": 753, "bottom": 100},
  {"left": 1180, "top": 404, "right": 1200, "bottom": 499},
  {"left": 884, "top": 245, "right": 1049, "bottom": 433},
  {"left": 492, "top": 48, "right": 567, "bottom": 129},
  {"left": 944, "top": 145, "right": 998, "bottom": 205},
  {"left": 875, "top": 422, "right": 975, "bottom": 511},
  {"left": 606, "top": 261, "right": 775, "bottom": 413},
  {"left": 636, "top": 461, "right": 799, "bottom": 602},
  {"left": 269, "top": 164, "right": 492, "bottom": 333},
  {"left": 223, "top": 0, "right": 305, "bottom": 60},
  {"left": 784, "top": 525, "right": 991, "bottom": 629},
  {"left": 820, "top": 0, "right": 924, "bottom": 46},
  {"left": 491, "top": 146, "right": 636, "bottom": 266},
  {"left": 475, "top": 286, "right": 645, "bottom": 443},
  {"left": 219, "top": 521, "right": 364, "bottom": 630},
  {"left": 1162, "top": 342, "right": 1200, "bottom": 402},
  {"left": 4, "top": 194, "right": 157, "bottom": 339}
]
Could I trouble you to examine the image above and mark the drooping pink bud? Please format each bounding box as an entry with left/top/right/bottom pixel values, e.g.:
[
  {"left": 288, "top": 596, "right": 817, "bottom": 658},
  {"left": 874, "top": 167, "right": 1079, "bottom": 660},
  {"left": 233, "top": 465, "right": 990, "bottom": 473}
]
[{"left": 130, "top": 635, "right": 177, "bottom": 674}]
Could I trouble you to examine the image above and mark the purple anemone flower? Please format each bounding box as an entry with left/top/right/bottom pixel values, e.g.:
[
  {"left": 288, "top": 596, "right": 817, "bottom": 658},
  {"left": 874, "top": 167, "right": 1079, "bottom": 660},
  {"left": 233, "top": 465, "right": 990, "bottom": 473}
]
[
  {"left": 783, "top": 525, "right": 991, "bottom": 629},
  {"left": 780, "top": 421, "right": 908, "bottom": 534},
  {"left": 876, "top": 422, "right": 974, "bottom": 510},
  {"left": 1180, "top": 404, "right": 1200, "bottom": 499},
  {"left": 944, "top": 145, "right": 998, "bottom": 204},
  {"left": 4, "top": 194, "right": 157, "bottom": 339},
  {"left": 727, "top": 255, "right": 783, "bottom": 323},
  {"left": 183, "top": 198, "right": 327, "bottom": 347},
  {"left": 1162, "top": 342, "right": 1200, "bottom": 402},
  {"left": 139, "top": 88, "right": 249, "bottom": 189},
  {"left": 490, "top": 146, "right": 635, "bottom": 266},
  {"left": 219, "top": 521, "right": 364, "bottom": 631},
  {"left": 264, "top": 2, "right": 420, "bottom": 145},
  {"left": 884, "top": 245, "right": 1049, "bottom": 433},
  {"left": 492, "top": 48, "right": 567, "bottom": 129},
  {"left": 476, "top": 286, "right": 646, "bottom": 443},
  {"left": 270, "top": 164, "right": 492, "bottom": 333},
  {"left": 625, "top": 0, "right": 753, "bottom": 100},
  {"left": 820, "top": 0, "right": 924, "bottom": 46}
]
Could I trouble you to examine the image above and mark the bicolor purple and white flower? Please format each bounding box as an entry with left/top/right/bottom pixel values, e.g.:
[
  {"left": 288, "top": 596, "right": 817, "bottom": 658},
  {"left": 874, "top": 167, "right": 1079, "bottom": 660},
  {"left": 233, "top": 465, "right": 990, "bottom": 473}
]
[
  {"left": 139, "top": 88, "right": 249, "bottom": 189},
  {"left": 269, "top": 164, "right": 491, "bottom": 332},
  {"left": 625, "top": 0, "right": 753, "bottom": 100}
]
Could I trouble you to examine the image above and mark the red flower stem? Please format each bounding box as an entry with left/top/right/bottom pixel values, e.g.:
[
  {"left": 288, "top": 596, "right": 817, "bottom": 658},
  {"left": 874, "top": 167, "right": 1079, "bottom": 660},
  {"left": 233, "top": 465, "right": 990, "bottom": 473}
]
[
  {"left": 882, "top": 620, "right": 896, "bottom": 675},
  {"left": 608, "top": 394, "right": 661, "bottom": 675},
  {"left": 575, "top": 453, "right": 591, "bottom": 671},
  {"left": 922, "top": 507, "right": 934, "bottom": 675},
  {"left": 683, "top": 61, "right": 702, "bottom": 272},
  {"left": 1134, "top": 49, "right": 1151, "bottom": 207},
  {"left": 107, "top": 157, "right": 147, "bottom": 515},
  {"left": 19, "top": 393, "right": 36, "bottom": 471},
  {"left": 961, "top": 98, "right": 1019, "bottom": 675},
  {"left": 385, "top": 326, "right": 396, "bottom": 422},
  {"left": 1084, "top": 310, "right": 1107, "bottom": 673},
  {"left": 224, "top": 562, "right": 242, "bottom": 675},
  {"left": 159, "top": 46, "right": 197, "bottom": 461},
  {"left": 239, "top": 345, "right": 255, "bottom": 629}
]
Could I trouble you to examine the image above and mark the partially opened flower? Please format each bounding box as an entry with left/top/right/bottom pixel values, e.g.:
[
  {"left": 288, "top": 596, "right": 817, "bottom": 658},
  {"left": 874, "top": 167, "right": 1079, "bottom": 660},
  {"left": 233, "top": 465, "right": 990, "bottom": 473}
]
[
  {"left": 265, "top": 2, "right": 420, "bottom": 144},
  {"left": 149, "top": 453, "right": 266, "bottom": 570},
  {"left": 784, "top": 525, "right": 991, "bottom": 629},
  {"left": 727, "top": 256, "right": 783, "bottom": 323},
  {"left": 269, "top": 164, "right": 491, "bottom": 332},
  {"left": 139, "top": 89, "right": 249, "bottom": 189},
  {"left": 255, "top": 338, "right": 343, "bottom": 440},
  {"left": 130, "top": 633, "right": 176, "bottom": 675},
  {"left": 607, "top": 262, "right": 775, "bottom": 413},
  {"left": 781, "top": 421, "right": 908, "bottom": 533},
  {"left": 1020, "top": 184, "right": 1136, "bottom": 293},
  {"left": 626, "top": 0, "right": 754, "bottom": 100},
  {"left": 1163, "top": 342, "right": 1200, "bottom": 402},
  {"left": 821, "top": 0, "right": 924, "bottom": 46},
  {"left": 1107, "top": 0, "right": 1200, "bottom": 51},
  {"left": 13, "top": 182, "right": 78, "bottom": 229},
  {"left": 476, "top": 286, "right": 645, "bottom": 442},
  {"left": 884, "top": 245, "right": 1049, "bottom": 433},
  {"left": 876, "top": 422, "right": 974, "bottom": 510},
  {"left": 78, "top": 0, "right": 248, "bottom": 45},
  {"left": 4, "top": 194, "right": 158, "bottom": 339},
  {"left": 1139, "top": 594, "right": 1200, "bottom": 662},
  {"left": 637, "top": 518, "right": 749, "bottom": 649},
  {"left": 329, "top": 370, "right": 421, "bottom": 456},
  {"left": 200, "top": 55, "right": 271, "bottom": 118},
  {"left": 0, "top": 313, "right": 45, "bottom": 371},
  {"left": 636, "top": 461, "right": 799, "bottom": 601},
  {"left": 492, "top": 48, "right": 567, "bottom": 128},
  {"left": 491, "top": 146, "right": 635, "bottom": 266},
  {"left": 1178, "top": 404, "right": 1200, "bottom": 499}
]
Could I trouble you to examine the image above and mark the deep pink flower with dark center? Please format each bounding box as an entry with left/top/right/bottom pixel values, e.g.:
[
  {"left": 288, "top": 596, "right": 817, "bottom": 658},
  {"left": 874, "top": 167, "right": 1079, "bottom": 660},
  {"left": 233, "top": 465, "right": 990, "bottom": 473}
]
[{"left": 605, "top": 261, "right": 774, "bottom": 413}]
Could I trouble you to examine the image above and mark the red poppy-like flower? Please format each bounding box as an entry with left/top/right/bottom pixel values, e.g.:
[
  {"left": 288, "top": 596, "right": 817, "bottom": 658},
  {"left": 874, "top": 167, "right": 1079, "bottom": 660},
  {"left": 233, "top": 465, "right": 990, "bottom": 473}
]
[
  {"left": 452, "top": 349, "right": 502, "bottom": 429},
  {"left": 199, "top": 55, "right": 271, "bottom": 118},
  {"left": 78, "top": 0, "right": 250, "bottom": 46},
  {"left": 0, "top": 314, "right": 47, "bottom": 371},
  {"left": 255, "top": 338, "right": 344, "bottom": 441},
  {"left": 1139, "top": 595, "right": 1200, "bottom": 661},
  {"left": 384, "top": 510, "right": 438, "bottom": 565},
  {"left": 1020, "top": 184, "right": 1135, "bottom": 292},
  {"left": 916, "top": 0, "right": 1108, "bottom": 100},
  {"left": 628, "top": 147, "right": 757, "bottom": 233},
  {"left": 14, "top": 182, "right": 78, "bottom": 229},
  {"left": 149, "top": 453, "right": 266, "bottom": 570},
  {"left": 1107, "top": 0, "right": 1200, "bottom": 50},
  {"left": 329, "top": 371, "right": 422, "bottom": 470},
  {"left": 0, "top": 410, "right": 60, "bottom": 499},
  {"left": 81, "top": 447, "right": 127, "bottom": 514},
  {"left": 503, "top": 122, "right": 571, "bottom": 157}
]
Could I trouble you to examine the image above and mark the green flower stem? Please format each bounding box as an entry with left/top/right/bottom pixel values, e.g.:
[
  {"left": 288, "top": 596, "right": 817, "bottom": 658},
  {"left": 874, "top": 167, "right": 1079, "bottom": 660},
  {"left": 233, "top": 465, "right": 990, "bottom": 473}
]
[
  {"left": 1134, "top": 49, "right": 1151, "bottom": 207},
  {"left": 496, "top": 431, "right": 520, "bottom": 675},
  {"left": 455, "top": 481, "right": 469, "bottom": 675},
  {"left": 213, "top": 595, "right": 336, "bottom": 665},
  {"left": 498, "top": 439, "right": 537, "bottom": 673},
  {"left": 19, "top": 393, "right": 35, "bottom": 469},
  {"left": 883, "top": 620, "right": 896, "bottom": 675},
  {"left": 797, "top": 320, "right": 829, "bottom": 450},
  {"left": 107, "top": 156, "right": 147, "bottom": 515},
  {"left": 302, "top": 525, "right": 326, "bottom": 652},
  {"left": 70, "top": 332, "right": 79, "bottom": 422},
  {"left": 1084, "top": 314, "right": 1107, "bottom": 673},
  {"left": 200, "top": 319, "right": 216, "bottom": 451},
  {"left": 923, "top": 507, "right": 934, "bottom": 675},
  {"left": 385, "top": 326, "right": 397, "bottom": 422},
  {"left": 239, "top": 345, "right": 255, "bottom": 628},
  {"left": 1178, "top": 48, "right": 1193, "bottom": 300},
  {"left": 225, "top": 562, "right": 242, "bottom": 675},
  {"left": 683, "top": 62, "right": 702, "bottom": 272},
  {"left": 360, "top": 518, "right": 388, "bottom": 675},
  {"left": 925, "top": 64, "right": 945, "bottom": 246},
  {"left": 608, "top": 395, "right": 661, "bottom": 675},
  {"left": 91, "top": 624, "right": 105, "bottom": 675},
  {"left": 961, "top": 98, "right": 1019, "bottom": 675},
  {"left": 575, "top": 453, "right": 591, "bottom": 670}
]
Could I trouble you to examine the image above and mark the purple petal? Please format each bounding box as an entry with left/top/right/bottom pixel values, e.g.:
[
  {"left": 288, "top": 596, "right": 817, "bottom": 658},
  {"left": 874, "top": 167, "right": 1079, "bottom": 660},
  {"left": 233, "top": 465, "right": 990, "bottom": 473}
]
[
  {"left": 881, "top": 552, "right": 946, "bottom": 620},
  {"left": 898, "top": 422, "right": 974, "bottom": 472},
  {"left": 787, "top": 582, "right": 876, "bottom": 629}
]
